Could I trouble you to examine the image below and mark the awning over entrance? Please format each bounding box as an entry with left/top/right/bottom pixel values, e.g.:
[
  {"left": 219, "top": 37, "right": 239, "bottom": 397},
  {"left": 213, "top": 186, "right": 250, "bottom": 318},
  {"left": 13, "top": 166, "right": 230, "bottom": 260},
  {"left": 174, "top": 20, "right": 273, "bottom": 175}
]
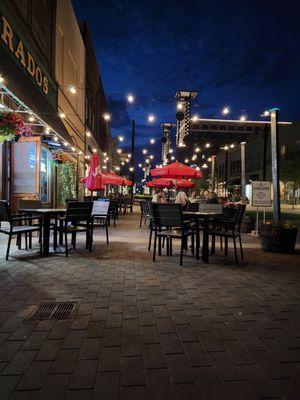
[{"left": 0, "top": 50, "right": 75, "bottom": 146}]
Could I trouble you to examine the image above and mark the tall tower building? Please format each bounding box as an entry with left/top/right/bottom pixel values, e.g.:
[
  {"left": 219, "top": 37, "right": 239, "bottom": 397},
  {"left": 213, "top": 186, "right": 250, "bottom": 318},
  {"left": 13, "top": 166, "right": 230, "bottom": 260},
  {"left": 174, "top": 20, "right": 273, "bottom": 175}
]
[
  {"left": 161, "top": 123, "right": 174, "bottom": 164},
  {"left": 175, "top": 90, "right": 198, "bottom": 147}
]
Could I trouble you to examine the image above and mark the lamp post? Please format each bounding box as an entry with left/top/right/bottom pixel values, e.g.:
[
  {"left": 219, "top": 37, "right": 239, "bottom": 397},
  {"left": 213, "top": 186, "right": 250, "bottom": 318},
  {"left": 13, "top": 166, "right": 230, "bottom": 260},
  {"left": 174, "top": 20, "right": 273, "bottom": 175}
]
[
  {"left": 270, "top": 108, "right": 281, "bottom": 221},
  {"left": 240, "top": 142, "right": 246, "bottom": 203},
  {"left": 211, "top": 155, "right": 216, "bottom": 191}
]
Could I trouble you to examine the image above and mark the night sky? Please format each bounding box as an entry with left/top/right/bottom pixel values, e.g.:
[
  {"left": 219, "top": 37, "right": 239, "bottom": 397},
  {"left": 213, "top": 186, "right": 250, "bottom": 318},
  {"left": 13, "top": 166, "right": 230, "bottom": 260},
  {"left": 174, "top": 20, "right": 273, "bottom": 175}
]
[{"left": 73, "top": 0, "right": 300, "bottom": 162}]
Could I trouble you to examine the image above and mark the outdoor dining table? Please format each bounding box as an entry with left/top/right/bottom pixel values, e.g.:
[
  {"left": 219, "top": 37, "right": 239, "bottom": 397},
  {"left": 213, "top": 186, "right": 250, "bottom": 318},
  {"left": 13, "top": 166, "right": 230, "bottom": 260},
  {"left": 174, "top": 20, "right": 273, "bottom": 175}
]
[
  {"left": 19, "top": 208, "right": 66, "bottom": 256},
  {"left": 183, "top": 211, "right": 223, "bottom": 263}
]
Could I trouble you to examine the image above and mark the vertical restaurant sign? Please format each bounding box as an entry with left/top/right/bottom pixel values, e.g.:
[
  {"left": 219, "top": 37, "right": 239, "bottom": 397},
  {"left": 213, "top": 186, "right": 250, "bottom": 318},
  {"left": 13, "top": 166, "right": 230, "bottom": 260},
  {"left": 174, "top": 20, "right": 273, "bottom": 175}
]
[
  {"left": 0, "top": 6, "right": 57, "bottom": 107},
  {"left": 251, "top": 181, "right": 271, "bottom": 207}
]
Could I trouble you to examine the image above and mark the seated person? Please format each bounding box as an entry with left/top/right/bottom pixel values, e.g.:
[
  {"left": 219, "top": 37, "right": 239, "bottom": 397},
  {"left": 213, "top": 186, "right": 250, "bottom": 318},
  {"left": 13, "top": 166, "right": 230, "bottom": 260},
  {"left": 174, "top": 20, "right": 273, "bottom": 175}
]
[
  {"left": 175, "top": 190, "right": 189, "bottom": 206},
  {"left": 189, "top": 191, "right": 198, "bottom": 203},
  {"left": 152, "top": 189, "right": 164, "bottom": 203},
  {"left": 206, "top": 191, "right": 219, "bottom": 204}
]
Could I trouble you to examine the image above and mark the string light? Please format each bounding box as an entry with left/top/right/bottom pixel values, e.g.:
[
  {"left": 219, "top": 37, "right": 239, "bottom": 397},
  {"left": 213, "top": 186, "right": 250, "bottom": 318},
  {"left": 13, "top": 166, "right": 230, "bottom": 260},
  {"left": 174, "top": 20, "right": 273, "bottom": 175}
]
[
  {"left": 184, "top": 158, "right": 189, "bottom": 163},
  {"left": 69, "top": 86, "right": 76, "bottom": 94},
  {"left": 127, "top": 94, "right": 135, "bottom": 103},
  {"left": 138, "top": 163, "right": 142, "bottom": 168},
  {"left": 195, "top": 146, "right": 201, "bottom": 153},
  {"left": 129, "top": 167, "right": 134, "bottom": 171},
  {"left": 92, "top": 148, "right": 97, "bottom": 153},
  {"left": 191, "top": 115, "right": 199, "bottom": 122},
  {"left": 222, "top": 106, "right": 230, "bottom": 115},
  {"left": 71, "top": 146, "right": 76, "bottom": 151},
  {"left": 45, "top": 126, "right": 50, "bottom": 134},
  {"left": 177, "top": 102, "right": 183, "bottom": 110},
  {"left": 59, "top": 112, "right": 65, "bottom": 119},
  {"left": 150, "top": 155, "right": 154, "bottom": 160},
  {"left": 142, "top": 149, "right": 148, "bottom": 154},
  {"left": 150, "top": 138, "right": 155, "bottom": 144},
  {"left": 148, "top": 114, "right": 155, "bottom": 123},
  {"left": 121, "top": 161, "right": 125, "bottom": 166},
  {"left": 224, "top": 145, "right": 229, "bottom": 150},
  {"left": 169, "top": 149, "right": 173, "bottom": 154},
  {"left": 128, "top": 153, "right": 132, "bottom": 158},
  {"left": 171, "top": 156, "right": 175, "bottom": 160},
  {"left": 117, "top": 149, "right": 122, "bottom": 154},
  {"left": 103, "top": 113, "right": 111, "bottom": 121},
  {"left": 230, "top": 143, "right": 235, "bottom": 148},
  {"left": 86, "top": 131, "right": 91, "bottom": 137},
  {"left": 205, "top": 143, "right": 211, "bottom": 148},
  {"left": 118, "top": 136, "right": 124, "bottom": 142},
  {"left": 240, "top": 115, "right": 246, "bottom": 122},
  {"left": 53, "top": 136, "right": 58, "bottom": 142},
  {"left": 64, "top": 141, "right": 68, "bottom": 147},
  {"left": 0, "top": 75, "right": 4, "bottom": 84},
  {"left": 28, "top": 115, "right": 35, "bottom": 122}
]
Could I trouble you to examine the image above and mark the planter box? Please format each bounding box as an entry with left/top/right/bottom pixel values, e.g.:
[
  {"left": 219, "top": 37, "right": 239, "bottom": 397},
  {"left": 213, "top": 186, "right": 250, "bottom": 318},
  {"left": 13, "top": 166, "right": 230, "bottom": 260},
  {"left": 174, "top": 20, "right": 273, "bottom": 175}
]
[{"left": 260, "top": 224, "right": 297, "bottom": 253}]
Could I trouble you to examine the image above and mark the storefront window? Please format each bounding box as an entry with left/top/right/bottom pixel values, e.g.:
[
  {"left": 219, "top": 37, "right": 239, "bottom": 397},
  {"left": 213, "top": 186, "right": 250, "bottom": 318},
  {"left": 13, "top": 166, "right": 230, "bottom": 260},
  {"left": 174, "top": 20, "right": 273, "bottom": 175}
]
[
  {"left": 13, "top": 141, "right": 36, "bottom": 193},
  {"left": 40, "top": 147, "right": 51, "bottom": 202}
]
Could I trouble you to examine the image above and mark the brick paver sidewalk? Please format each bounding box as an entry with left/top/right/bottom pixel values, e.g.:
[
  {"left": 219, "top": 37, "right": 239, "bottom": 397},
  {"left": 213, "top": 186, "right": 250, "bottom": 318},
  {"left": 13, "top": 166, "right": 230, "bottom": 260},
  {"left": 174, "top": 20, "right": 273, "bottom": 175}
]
[{"left": 0, "top": 211, "right": 300, "bottom": 399}]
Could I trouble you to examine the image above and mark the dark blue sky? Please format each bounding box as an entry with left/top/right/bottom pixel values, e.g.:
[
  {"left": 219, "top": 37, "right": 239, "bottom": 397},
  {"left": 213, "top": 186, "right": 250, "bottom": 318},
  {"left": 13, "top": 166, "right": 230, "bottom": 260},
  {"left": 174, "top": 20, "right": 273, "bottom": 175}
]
[{"left": 73, "top": 0, "right": 300, "bottom": 157}]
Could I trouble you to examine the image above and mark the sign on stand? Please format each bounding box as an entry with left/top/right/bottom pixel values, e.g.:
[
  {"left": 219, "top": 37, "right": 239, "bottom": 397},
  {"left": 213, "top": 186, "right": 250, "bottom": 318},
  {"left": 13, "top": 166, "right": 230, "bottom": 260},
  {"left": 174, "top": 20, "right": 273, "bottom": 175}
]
[
  {"left": 252, "top": 181, "right": 271, "bottom": 207},
  {"left": 251, "top": 181, "right": 271, "bottom": 236}
]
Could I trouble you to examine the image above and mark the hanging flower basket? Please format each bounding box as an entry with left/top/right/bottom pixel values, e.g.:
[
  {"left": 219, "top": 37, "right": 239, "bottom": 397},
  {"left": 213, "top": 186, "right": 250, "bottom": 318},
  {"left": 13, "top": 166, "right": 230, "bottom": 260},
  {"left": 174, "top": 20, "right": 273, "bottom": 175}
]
[
  {"left": 52, "top": 150, "right": 70, "bottom": 164},
  {"left": 0, "top": 112, "right": 32, "bottom": 143}
]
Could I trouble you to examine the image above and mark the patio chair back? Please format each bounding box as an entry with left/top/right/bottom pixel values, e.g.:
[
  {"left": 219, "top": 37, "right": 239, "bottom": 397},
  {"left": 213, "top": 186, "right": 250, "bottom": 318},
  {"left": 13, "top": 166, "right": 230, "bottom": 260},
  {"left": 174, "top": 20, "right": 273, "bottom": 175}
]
[
  {"left": 152, "top": 203, "right": 182, "bottom": 228},
  {"left": 222, "top": 206, "right": 238, "bottom": 220},
  {"left": 0, "top": 200, "right": 10, "bottom": 223},
  {"left": 140, "top": 200, "right": 151, "bottom": 216},
  {"left": 66, "top": 201, "right": 93, "bottom": 224},
  {"left": 198, "top": 203, "right": 223, "bottom": 214},
  {"left": 109, "top": 199, "right": 119, "bottom": 215},
  {"left": 18, "top": 199, "right": 42, "bottom": 210},
  {"left": 187, "top": 202, "right": 200, "bottom": 212},
  {"left": 92, "top": 200, "right": 110, "bottom": 217},
  {"left": 236, "top": 204, "right": 246, "bottom": 228}
]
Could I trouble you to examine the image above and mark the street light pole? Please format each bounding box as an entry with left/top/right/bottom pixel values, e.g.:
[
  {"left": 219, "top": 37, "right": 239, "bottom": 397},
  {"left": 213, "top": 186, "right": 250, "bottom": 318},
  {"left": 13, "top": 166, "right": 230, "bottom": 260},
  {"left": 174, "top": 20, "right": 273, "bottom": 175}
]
[
  {"left": 225, "top": 150, "right": 228, "bottom": 197},
  {"left": 130, "top": 119, "right": 135, "bottom": 197},
  {"left": 211, "top": 155, "right": 216, "bottom": 191},
  {"left": 270, "top": 108, "right": 281, "bottom": 221},
  {"left": 240, "top": 142, "right": 246, "bottom": 203}
]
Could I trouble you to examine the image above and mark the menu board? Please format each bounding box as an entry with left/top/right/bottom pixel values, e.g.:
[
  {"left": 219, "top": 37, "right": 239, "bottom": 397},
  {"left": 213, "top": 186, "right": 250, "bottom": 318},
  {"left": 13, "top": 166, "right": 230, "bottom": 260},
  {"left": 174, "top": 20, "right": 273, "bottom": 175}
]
[{"left": 252, "top": 181, "right": 271, "bottom": 207}]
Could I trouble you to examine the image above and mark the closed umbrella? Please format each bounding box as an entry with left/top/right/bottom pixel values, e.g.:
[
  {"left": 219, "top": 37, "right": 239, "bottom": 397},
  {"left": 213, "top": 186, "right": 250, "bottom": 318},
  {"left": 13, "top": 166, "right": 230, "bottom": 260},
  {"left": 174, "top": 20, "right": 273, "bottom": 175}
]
[{"left": 85, "top": 154, "right": 104, "bottom": 194}]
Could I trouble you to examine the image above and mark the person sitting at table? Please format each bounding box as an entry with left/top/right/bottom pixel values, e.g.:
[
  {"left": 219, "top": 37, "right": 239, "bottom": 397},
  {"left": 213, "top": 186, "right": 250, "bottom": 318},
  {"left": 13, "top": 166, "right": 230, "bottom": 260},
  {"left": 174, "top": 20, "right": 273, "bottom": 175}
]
[
  {"left": 175, "top": 190, "right": 189, "bottom": 206},
  {"left": 189, "top": 191, "right": 198, "bottom": 203},
  {"left": 206, "top": 191, "right": 219, "bottom": 204},
  {"left": 152, "top": 189, "right": 164, "bottom": 203}
]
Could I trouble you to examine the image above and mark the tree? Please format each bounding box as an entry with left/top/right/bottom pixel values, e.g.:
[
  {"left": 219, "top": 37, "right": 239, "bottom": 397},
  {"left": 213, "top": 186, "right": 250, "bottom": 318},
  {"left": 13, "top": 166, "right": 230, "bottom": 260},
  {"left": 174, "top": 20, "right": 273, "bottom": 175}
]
[{"left": 280, "top": 152, "right": 300, "bottom": 207}]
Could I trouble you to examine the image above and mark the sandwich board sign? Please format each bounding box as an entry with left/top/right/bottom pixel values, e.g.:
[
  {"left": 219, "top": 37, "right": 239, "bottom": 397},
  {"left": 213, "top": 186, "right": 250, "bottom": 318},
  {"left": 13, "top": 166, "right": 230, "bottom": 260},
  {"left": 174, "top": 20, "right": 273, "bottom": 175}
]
[{"left": 251, "top": 181, "right": 271, "bottom": 207}]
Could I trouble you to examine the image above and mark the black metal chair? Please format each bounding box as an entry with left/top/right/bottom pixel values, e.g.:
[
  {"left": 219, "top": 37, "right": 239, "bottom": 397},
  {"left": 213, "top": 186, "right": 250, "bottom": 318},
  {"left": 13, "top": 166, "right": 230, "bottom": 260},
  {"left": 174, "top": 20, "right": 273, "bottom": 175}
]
[
  {"left": 186, "top": 202, "right": 200, "bottom": 212},
  {"left": 0, "top": 200, "right": 43, "bottom": 260},
  {"left": 210, "top": 204, "right": 246, "bottom": 264},
  {"left": 122, "top": 197, "right": 133, "bottom": 215},
  {"left": 108, "top": 199, "right": 119, "bottom": 227},
  {"left": 18, "top": 199, "right": 43, "bottom": 249},
  {"left": 139, "top": 200, "right": 151, "bottom": 227},
  {"left": 152, "top": 203, "right": 197, "bottom": 266},
  {"left": 53, "top": 201, "right": 93, "bottom": 257}
]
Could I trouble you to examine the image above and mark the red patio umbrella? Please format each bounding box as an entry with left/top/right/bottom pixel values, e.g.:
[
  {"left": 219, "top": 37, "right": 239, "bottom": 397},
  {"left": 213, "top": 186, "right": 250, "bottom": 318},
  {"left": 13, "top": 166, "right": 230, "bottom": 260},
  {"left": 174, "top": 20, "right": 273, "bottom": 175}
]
[
  {"left": 150, "top": 162, "right": 199, "bottom": 179},
  {"left": 99, "top": 172, "right": 125, "bottom": 186},
  {"left": 85, "top": 154, "right": 103, "bottom": 192},
  {"left": 176, "top": 179, "right": 194, "bottom": 188},
  {"left": 146, "top": 178, "right": 174, "bottom": 188},
  {"left": 123, "top": 179, "right": 133, "bottom": 186}
]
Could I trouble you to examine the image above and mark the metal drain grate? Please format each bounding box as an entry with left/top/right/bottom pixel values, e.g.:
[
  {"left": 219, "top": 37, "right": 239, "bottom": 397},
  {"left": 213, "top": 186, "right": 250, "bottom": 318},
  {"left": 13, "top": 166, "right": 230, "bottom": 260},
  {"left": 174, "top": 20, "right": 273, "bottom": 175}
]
[{"left": 30, "top": 302, "right": 76, "bottom": 320}]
